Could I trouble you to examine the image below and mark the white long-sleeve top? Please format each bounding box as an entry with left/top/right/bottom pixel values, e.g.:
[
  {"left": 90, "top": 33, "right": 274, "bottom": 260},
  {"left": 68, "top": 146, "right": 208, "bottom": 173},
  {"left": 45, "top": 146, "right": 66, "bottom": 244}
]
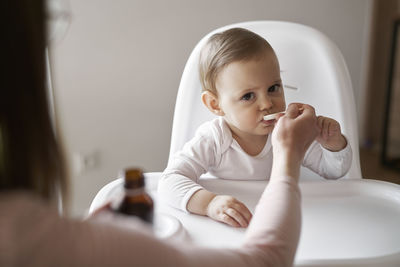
[{"left": 158, "top": 117, "right": 352, "bottom": 212}]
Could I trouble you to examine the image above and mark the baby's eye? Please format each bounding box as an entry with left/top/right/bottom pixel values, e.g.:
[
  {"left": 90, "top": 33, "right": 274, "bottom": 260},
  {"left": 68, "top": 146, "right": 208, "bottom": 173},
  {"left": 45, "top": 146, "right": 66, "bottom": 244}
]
[
  {"left": 268, "top": 84, "right": 281, "bottom": 93},
  {"left": 241, "top": 92, "right": 255, "bottom": 101}
]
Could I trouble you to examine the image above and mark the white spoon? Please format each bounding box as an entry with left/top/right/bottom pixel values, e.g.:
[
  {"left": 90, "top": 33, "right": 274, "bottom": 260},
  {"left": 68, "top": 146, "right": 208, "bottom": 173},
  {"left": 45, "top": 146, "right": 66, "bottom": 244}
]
[{"left": 263, "top": 112, "right": 285, "bottom": 121}]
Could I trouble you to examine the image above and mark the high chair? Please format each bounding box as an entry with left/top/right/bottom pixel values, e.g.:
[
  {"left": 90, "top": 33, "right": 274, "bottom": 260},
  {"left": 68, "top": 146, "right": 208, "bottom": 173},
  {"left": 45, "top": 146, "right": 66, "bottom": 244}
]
[
  {"left": 169, "top": 20, "right": 361, "bottom": 180},
  {"left": 90, "top": 21, "right": 400, "bottom": 266}
]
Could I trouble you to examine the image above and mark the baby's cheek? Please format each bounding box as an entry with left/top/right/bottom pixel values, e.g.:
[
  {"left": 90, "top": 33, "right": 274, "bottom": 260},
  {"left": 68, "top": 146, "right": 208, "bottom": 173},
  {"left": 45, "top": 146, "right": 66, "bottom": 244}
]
[
  {"left": 282, "top": 101, "right": 287, "bottom": 111},
  {"left": 238, "top": 112, "right": 255, "bottom": 126},
  {"left": 275, "top": 96, "right": 286, "bottom": 111}
]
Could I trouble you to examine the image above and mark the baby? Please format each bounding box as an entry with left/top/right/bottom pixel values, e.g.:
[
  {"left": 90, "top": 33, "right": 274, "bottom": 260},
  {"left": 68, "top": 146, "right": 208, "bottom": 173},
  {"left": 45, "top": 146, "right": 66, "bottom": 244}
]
[{"left": 158, "top": 28, "right": 352, "bottom": 228}]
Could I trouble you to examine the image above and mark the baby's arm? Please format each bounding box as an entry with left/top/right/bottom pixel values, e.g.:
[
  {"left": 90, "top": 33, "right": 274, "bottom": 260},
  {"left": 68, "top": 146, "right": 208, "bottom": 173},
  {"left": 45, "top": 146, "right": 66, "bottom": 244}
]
[
  {"left": 302, "top": 115, "right": 352, "bottom": 179},
  {"left": 158, "top": 127, "right": 252, "bottom": 227},
  {"left": 316, "top": 116, "right": 347, "bottom": 151}
]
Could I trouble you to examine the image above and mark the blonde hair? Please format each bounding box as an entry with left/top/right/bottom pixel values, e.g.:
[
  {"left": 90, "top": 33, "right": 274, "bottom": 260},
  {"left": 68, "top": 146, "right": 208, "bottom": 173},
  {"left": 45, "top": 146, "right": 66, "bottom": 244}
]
[{"left": 199, "top": 27, "right": 273, "bottom": 94}]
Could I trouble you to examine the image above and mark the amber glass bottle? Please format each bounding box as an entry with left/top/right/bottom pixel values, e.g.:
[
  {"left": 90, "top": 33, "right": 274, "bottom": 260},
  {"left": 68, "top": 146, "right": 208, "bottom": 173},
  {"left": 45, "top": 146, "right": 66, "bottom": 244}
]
[{"left": 115, "top": 168, "right": 154, "bottom": 224}]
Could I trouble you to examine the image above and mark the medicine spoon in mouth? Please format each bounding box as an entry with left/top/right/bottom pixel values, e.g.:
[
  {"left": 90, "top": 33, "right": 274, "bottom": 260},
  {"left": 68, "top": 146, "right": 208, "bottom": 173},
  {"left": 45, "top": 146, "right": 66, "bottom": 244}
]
[{"left": 263, "top": 112, "right": 285, "bottom": 121}]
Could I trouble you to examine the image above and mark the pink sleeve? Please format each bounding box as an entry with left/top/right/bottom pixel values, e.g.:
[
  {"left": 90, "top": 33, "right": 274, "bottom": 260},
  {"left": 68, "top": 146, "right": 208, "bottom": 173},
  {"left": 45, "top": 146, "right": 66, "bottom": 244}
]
[
  {"left": 1, "top": 178, "right": 300, "bottom": 267},
  {"left": 86, "top": 176, "right": 300, "bottom": 267},
  {"left": 242, "top": 177, "right": 301, "bottom": 266}
]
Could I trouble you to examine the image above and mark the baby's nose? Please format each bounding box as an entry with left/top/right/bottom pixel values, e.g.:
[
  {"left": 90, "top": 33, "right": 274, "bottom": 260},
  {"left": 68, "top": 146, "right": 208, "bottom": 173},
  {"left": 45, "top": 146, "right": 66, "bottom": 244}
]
[{"left": 259, "top": 96, "right": 273, "bottom": 110}]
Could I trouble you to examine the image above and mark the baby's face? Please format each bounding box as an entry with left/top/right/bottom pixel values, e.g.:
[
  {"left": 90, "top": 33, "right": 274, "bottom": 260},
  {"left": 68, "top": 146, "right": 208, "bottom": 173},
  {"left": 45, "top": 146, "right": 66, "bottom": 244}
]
[{"left": 215, "top": 49, "right": 285, "bottom": 140}]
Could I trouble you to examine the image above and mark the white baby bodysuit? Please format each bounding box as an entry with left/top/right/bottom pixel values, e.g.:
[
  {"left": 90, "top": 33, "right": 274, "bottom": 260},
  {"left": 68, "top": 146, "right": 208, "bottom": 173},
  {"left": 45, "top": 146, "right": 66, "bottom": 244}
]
[{"left": 158, "top": 117, "right": 352, "bottom": 212}]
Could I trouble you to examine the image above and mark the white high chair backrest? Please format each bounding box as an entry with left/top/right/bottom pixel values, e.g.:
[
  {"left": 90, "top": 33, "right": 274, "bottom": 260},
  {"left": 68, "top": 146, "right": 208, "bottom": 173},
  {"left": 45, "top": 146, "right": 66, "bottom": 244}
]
[{"left": 169, "top": 21, "right": 362, "bottom": 179}]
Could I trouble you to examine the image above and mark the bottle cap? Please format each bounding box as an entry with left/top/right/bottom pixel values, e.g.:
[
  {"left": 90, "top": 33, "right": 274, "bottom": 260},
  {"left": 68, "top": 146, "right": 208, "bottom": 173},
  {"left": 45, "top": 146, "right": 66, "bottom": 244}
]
[{"left": 120, "top": 168, "right": 145, "bottom": 188}]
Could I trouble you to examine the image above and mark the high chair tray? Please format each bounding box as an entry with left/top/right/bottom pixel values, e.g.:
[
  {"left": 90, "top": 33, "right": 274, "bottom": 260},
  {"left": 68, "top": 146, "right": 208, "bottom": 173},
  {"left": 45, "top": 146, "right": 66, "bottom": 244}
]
[
  {"left": 296, "top": 179, "right": 400, "bottom": 266},
  {"left": 90, "top": 174, "right": 400, "bottom": 266}
]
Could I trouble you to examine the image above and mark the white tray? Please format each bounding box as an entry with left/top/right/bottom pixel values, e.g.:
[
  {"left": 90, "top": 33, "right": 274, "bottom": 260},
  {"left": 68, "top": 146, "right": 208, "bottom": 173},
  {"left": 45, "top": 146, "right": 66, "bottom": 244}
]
[{"left": 90, "top": 174, "right": 400, "bottom": 266}]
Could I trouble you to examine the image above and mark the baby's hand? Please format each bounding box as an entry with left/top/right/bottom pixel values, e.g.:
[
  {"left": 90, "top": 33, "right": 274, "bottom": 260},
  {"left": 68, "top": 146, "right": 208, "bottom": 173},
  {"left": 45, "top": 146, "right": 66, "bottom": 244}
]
[
  {"left": 316, "top": 116, "right": 347, "bottom": 151},
  {"left": 206, "top": 195, "right": 252, "bottom": 228}
]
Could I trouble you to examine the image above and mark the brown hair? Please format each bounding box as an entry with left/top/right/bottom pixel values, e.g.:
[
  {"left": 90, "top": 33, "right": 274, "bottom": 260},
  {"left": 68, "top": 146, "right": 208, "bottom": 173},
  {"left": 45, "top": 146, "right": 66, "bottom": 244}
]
[
  {"left": 199, "top": 27, "right": 273, "bottom": 94},
  {"left": 0, "top": 0, "right": 68, "bottom": 204}
]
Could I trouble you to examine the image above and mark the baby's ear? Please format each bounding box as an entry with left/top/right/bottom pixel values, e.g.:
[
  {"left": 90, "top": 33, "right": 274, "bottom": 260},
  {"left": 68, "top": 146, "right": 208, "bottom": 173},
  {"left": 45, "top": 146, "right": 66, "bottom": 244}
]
[{"left": 201, "top": 91, "right": 224, "bottom": 116}]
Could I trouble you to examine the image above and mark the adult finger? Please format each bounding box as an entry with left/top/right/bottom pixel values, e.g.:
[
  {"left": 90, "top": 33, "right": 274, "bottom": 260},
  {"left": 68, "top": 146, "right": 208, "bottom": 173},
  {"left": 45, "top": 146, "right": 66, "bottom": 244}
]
[
  {"left": 297, "top": 104, "right": 316, "bottom": 118},
  {"left": 225, "top": 208, "right": 248, "bottom": 227},
  {"left": 275, "top": 112, "right": 285, "bottom": 121},
  {"left": 295, "top": 105, "right": 318, "bottom": 131},
  {"left": 295, "top": 105, "right": 319, "bottom": 139},
  {"left": 285, "top": 103, "right": 302, "bottom": 118}
]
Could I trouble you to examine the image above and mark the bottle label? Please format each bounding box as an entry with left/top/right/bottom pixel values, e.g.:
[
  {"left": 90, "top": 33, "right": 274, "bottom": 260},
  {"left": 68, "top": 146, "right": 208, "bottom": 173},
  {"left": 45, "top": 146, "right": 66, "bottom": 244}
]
[{"left": 124, "top": 187, "right": 146, "bottom": 196}]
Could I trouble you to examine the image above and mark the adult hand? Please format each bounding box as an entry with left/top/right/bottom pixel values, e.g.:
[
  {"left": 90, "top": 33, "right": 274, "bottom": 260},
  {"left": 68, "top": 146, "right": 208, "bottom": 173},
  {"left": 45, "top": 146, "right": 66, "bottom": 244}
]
[
  {"left": 272, "top": 103, "right": 319, "bottom": 166},
  {"left": 206, "top": 195, "right": 252, "bottom": 228}
]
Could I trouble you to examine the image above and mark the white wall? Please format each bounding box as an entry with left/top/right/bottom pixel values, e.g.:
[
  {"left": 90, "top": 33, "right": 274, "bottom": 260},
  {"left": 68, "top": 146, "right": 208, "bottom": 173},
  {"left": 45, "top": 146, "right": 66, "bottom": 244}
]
[{"left": 49, "top": 0, "right": 372, "bottom": 216}]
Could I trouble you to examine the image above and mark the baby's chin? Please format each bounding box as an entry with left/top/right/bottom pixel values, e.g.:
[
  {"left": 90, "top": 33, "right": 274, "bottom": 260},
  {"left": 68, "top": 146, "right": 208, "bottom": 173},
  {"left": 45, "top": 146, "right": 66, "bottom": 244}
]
[{"left": 256, "top": 127, "right": 274, "bottom": 136}]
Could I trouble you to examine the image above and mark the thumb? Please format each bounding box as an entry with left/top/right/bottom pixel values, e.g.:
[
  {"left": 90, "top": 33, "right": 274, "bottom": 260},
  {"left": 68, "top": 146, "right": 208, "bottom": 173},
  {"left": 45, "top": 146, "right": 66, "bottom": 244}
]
[{"left": 285, "top": 103, "right": 302, "bottom": 118}]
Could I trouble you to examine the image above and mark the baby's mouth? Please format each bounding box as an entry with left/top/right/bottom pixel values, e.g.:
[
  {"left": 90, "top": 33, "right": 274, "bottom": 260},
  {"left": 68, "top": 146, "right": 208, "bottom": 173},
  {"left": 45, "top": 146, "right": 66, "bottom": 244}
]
[{"left": 262, "top": 118, "right": 277, "bottom": 126}]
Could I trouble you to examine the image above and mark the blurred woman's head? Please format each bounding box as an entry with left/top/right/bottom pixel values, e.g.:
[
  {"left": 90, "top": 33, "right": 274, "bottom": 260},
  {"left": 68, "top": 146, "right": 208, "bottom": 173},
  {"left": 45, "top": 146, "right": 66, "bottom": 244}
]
[{"left": 0, "top": 0, "right": 67, "bottom": 203}]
